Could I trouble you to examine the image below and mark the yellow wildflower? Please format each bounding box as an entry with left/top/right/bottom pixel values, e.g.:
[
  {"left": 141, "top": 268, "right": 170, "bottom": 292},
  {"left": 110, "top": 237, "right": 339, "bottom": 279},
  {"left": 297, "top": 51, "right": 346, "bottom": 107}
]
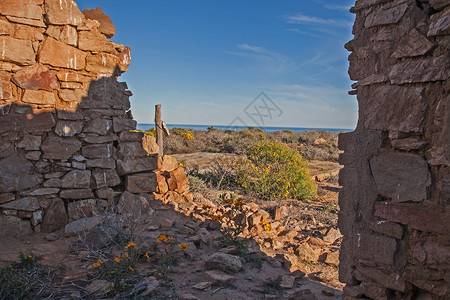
[
  {"left": 179, "top": 163, "right": 184, "bottom": 167},
  {"left": 144, "top": 253, "right": 150, "bottom": 259},
  {"left": 115, "top": 257, "right": 120, "bottom": 263},
  {"left": 179, "top": 243, "right": 187, "bottom": 251},
  {"left": 89, "top": 262, "right": 100, "bottom": 269},
  {"left": 98, "top": 259, "right": 104, "bottom": 264},
  {"left": 129, "top": 266, "right": 134, "bottom": 271},
  {"left": 125, "top": 242, "right": 136, "bottom": 249}
]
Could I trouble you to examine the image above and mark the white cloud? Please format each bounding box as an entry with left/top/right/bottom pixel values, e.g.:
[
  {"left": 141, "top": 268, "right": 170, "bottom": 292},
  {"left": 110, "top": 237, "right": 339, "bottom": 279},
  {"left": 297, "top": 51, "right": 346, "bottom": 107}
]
[
  {"left": 227, "top": 44, "right": 291, "bottom": 75},
  {"left": 286, "top": 13, "right": 353, "bottom": 28}
]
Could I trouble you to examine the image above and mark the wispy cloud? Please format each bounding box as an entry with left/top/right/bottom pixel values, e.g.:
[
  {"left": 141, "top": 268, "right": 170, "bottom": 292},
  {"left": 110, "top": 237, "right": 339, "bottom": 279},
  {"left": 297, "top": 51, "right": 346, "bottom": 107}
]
[
  {"left": 285, "top": 13, "right": 353, "bottom": 27},
  {"left": 227, "top": 44, "right": 291, "bottom": 75},
  {"left": 312, "top": 0, "right": 352, "bottom": 11}
]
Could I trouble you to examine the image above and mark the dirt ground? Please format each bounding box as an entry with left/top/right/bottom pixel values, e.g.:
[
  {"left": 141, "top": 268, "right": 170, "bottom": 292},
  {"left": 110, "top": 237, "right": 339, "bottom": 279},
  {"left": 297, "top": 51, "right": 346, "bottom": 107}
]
[{"left": 0, "top": 152, "right": 343, "bottom": 299}]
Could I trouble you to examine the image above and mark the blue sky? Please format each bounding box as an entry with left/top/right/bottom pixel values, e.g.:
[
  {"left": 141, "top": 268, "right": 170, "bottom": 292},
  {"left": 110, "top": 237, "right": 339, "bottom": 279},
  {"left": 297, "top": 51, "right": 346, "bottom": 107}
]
[{"left": 75, "top": 0, "right": 357, "bottom": 129}]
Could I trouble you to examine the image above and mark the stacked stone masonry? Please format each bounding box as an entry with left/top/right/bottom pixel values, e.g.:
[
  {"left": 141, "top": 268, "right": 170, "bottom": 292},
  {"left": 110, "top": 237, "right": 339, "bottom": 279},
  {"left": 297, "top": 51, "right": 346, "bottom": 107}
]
[
  {"left": 339, "top": 0, "right": 449, "bottom": 299},
  {"left": 0, "top": 0, "right": 193, "bottom": 236}
]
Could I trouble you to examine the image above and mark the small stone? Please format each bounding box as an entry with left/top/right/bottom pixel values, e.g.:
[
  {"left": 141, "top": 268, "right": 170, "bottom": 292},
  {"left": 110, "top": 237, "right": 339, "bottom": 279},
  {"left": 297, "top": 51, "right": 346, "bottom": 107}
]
[
  {"left": 64, "top": 217, "right": 102, "bottom": 234},
  {"left": 0, "top": 197, "right": 39, "bottom": 211},
  {"left": 85, "top": 279, "right": 110, "bottom": 296},
  {"left": 61, "top": 170, "right": 91, "bottom": 189},
  {"left": 280, "top": 275, "right": 295, "bottom": 289},
  {"left": 205, "top": 252, "right": 243, "bottom": 273},
  {"left": 192, "top": 282, "right": 211, "bottom": 290},
  {"left": 180, "top": 294, "right": 199, "bottom": 300},
  {"left": 322, "top": 228, "right": 342, "bottom": 243},
  {"left": 12, "top": 63, "right": 58, "bottom": 91},
  {"left": 82, "top": 7, "right": 115, "bottom": 38},
  {"left": 42, "top": 198, "right": 68, "bottom": 232}
]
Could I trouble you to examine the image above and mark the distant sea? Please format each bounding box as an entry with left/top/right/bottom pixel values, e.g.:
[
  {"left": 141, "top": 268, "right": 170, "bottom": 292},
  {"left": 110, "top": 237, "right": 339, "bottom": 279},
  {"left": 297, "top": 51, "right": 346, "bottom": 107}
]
[{"left": 137, "top": 124, "right": 352, "bottom": 134}]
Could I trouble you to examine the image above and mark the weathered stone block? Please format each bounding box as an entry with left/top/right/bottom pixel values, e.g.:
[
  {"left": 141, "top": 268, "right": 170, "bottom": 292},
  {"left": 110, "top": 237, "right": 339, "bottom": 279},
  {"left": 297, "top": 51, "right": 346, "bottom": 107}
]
[
  {"left": 22, "top": 90, "right": 56, "bottom": 105},
  {"left": 117, "top": 191, "right": 153, "bottom": 218},
  {"left": 0, "top": 36, "right": 35, "bottom": 65},
  {"left": 360, "top": 85, "right": 427, "bottom": 133},
  {"left": 116, "top": 142, "right": 148, "bottom": 159},
  {"left": 357, "top": 265, "right": 405, "bottom": 292},
  {"left": 374, "top": 202, "right": 445, "bottom": 234},
  {"left": 0, "top": 71, "right": 12, "bottom": 100},
  {"left": 41, "top": 198, "right": 68, "bottom": 232},
  {"left": 113, "top": 117, "right": 136, "bottom": 132},
  {"left": 67, "top": 199, "right": 106, "bottom": 222},
  {"left": 388, "top": 55, "right": 450, "bottom": 84},
  {"left": 364, "top": 3, "right": 408, "bottom": 28},
  {"left": 59, "top": 189, "right": 94, "bottom": 199},
  {"left": 370, "top": 151, "right": 430, "bottom": 202},
  {"left": 391, "top": 29, "right": 435, "bottom": 58},
  {"left": 83, "top": 118, "right": 113, "bottom": 135},
  {"left": 78, "top": 31, "right": 117, "bottom": 54},
  {"left": 0, "top": 153, "right": 39, "bottom": 192},
  {"left": 428, "top": 14, "right": 450, "bottom": 36},
  {"left": 82, "top": 143, "right": 114, "bottom": 159},
  {"left": 0, "top": 197, "right": 39, "bottom": 211},
  {"left": 92, "top": 169, "right": 120, "bottom": 188},
  {"left": 126, "top": 172, "right": 157, "bottom": 193},
  {"left": 39, "top": 37, "right": 86, "bottom": 70},
  {"left": 369, "top": 220, "right": 404, "bottom": 239},
  {"left": 86, "top": 158, "right": 116, "bottom": 169},
  {"left": 61, "top": 170, "right": 91, "bottom": 189},
  {"left": 17, "top": 134, "right": 41, "bottom": 151},
  {"left": 0, "top": 215, "right": 32, "bottom": 237},
  {"left": 54, "top": 121, "right": 83, "bottom": 137},
  {"left": 169, "top": 167, "right": 189, "bottom": 193},
  {"left": 41, "top": 136, "right": 81, "bottom": 160},
  {"left": 117, "top": 156, "right": 158, "bottom": 175},
  {"left": 59, "top": 25, "right": 77, "bottom": 46}
]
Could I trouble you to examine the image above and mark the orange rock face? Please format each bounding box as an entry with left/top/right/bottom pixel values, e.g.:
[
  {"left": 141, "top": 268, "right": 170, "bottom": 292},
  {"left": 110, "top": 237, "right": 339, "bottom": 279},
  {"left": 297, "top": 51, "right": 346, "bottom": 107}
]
[
  {"left": 0, "top": 36, "right": 36, "bottom": 65},
  {"left": 39, "top": 37, "right": 86, "bottom": 70}
]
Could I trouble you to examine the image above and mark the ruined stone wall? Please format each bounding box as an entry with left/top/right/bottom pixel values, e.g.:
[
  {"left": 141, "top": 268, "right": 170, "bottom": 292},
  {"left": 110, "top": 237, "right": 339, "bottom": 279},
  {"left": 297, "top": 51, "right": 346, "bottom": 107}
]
[
  {"left": 0, "top": 0, "right": 189, "bottom": 236},
  {"left": 339, "top": 0, "right": 449, "bottom": 298}
]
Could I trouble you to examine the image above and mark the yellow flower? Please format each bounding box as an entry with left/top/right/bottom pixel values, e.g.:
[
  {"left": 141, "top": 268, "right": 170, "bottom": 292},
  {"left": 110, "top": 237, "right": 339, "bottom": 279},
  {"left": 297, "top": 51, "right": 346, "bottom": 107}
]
[
  {"left": 125, "top": 242, "right": 136, "bottom": 249},
  {"left": 179, "top": 163, "right": 184, "bottom": 167},
  {"left": 115, "top": 257, "right": 120, "bottom": 263},
  {"left": 89, "top": 262, "right": 101, "bottom": 269},
  {"left": 28, "top": 256, "right": 32, "bottom": 258},
  {"left": 157, "top": 235, "right": 170, "bottom": 242},
  {"left": 144, "top": 253, "right": 150, "bottom": 259},
  {"left": 126, "top": 253, "right": 129, "bottom": 258},
  {"left": 129, "top": 266, "right": 134, "bottom": 271},
  {"left": 98, "top": 259, "right": 104, "bottom": 264},
  {"left": 179, "top": 243, "right": 187, "bottom": 251}
]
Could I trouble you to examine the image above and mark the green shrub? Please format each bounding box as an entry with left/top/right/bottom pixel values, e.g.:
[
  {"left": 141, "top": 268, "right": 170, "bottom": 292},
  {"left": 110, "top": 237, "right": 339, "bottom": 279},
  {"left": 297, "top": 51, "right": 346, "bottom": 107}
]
[
  {"left": 187, "top": 175, "right": 208, "bottom": 192},
  {"left": 235, "top": 140, "right": 316, "bottom": 200}
]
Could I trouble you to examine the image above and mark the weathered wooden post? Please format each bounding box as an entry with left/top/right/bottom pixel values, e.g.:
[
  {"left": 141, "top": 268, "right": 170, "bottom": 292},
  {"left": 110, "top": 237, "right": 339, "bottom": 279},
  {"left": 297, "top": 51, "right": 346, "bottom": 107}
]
[{"left": 155, "top": 104, "right": 163, "bottom": 156}]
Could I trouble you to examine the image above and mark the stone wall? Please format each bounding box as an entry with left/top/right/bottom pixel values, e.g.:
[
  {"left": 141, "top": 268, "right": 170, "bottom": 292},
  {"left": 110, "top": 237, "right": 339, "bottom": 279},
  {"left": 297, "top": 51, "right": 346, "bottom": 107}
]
[
  {"left": 339, "top": 0, "right": 449, "bottom": 299},
  {"left": 0, "top": 0, "right": 192, "bottom": 236}
]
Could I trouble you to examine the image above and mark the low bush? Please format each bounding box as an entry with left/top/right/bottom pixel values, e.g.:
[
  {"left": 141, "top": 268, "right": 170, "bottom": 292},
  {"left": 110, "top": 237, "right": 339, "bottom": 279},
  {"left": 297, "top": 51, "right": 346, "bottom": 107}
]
[{"left": 235, "top": 140, "right": 316, "bottom": 201}]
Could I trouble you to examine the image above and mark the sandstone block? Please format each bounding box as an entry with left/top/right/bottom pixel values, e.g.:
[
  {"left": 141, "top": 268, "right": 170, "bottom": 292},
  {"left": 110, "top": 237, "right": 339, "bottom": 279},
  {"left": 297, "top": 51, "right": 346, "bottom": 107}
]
[
  {"left": 78, "top": 31, "right": 117, "bottom": 54},
  {"left": 22, "top": 90, "right": 56, "bottom": 105},
  {"left": 0, "top": 193, "right": 15, "bottom": 204},
  {"left": 64, "top": 216, "right": 101, "bottom": 234},
  {"left": 95, "top": 187, "right": 114, "bottom": 199},
  {"left": 85, "top": 52, "right": 120, "bottom": 75},
  {"left": 82, "top": 7, "right": 116, "bottom": 38},
  {"left": 0, "top": 0, "right": 44, "bottom": 20},
  {"left": 158, "top": 155, "right": 178, "bottom": 171},
  {"left": 0, "top": 36, "right": 35, "bottom": 65},
  {"left": 12, "top": 63, "right": 58, "bottom": 91},
  {"left": 0, "top": 153, "right": 39, "bottom": 192},
  {"left": 39, "top": 37, "right": 86, "bottom": 70},
  {"left": 428, "top": 14, "right": 450, "bottom": 36},
  {"left": 118, "top": 46, "right": 131, "bottom": 72},
  {"left": 0, "top": 71, "right": 12, "bottom": 100},
  {"left": 0, "top": 19, "right": 13, "bottom": 36},
  {"left": 155, "top": 171, "right": 169, "bottom": 194},
  {"left": 296, "top": 243, "right": 321, "bottom": 262},
  {"left": 369, "top": 220, "right": 404, "bottom": 239},
  {"left": 169, "top": 167, "right": 189, "bottom": 193},
  {"left": 59, "top": 189, "right": 94, "bottom": 199},
  {"left": 44, "top": 0, "right": 84, "bottom": 26},
  {"left": 57, "top": 110, "right": 83, "bottom": 120},
  {"left": 374, "top": 202, "right": 445, "bottom": 234},
  {"left": 370, "top": 151, "right": 430, "bottom": 202},
  {"left": 41, "top": 136, "right": 81, "bottom": 160},
  {"left": 41, "top": 198, "right": 68, "bottom": 232},
  {"left": 92, "top": 169, "right": 120, "bottom": 188},
  {"left": 357, "top": 265, "right": 405, "bottom": 292},
  {"left": 119, "top": 130, "right": 144, "bottom": 142},
  {"left": 25, "top": 188, "right": 60, "bottom": 196},
  {"left": 117, "top": 156, "right": 158, "bottom": 175},
  {"left": 142, "top": 135, "right": 159, "bottom": 155},
  {"left": 56, "top": 71, "right": 92, "bottom": 83},
  {"left": 59, "top": 25, "right": 77, "bottom": 46},
  {"left": 126, "top": 172, "right": 157, "bottom": 193}
]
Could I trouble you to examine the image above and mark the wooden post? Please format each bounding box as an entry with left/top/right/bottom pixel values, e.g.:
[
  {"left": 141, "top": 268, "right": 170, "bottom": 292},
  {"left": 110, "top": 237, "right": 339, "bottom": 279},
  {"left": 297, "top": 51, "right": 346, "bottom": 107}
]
[{"left": 155, "top": 104, "right": 163, "bottom": 156}]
